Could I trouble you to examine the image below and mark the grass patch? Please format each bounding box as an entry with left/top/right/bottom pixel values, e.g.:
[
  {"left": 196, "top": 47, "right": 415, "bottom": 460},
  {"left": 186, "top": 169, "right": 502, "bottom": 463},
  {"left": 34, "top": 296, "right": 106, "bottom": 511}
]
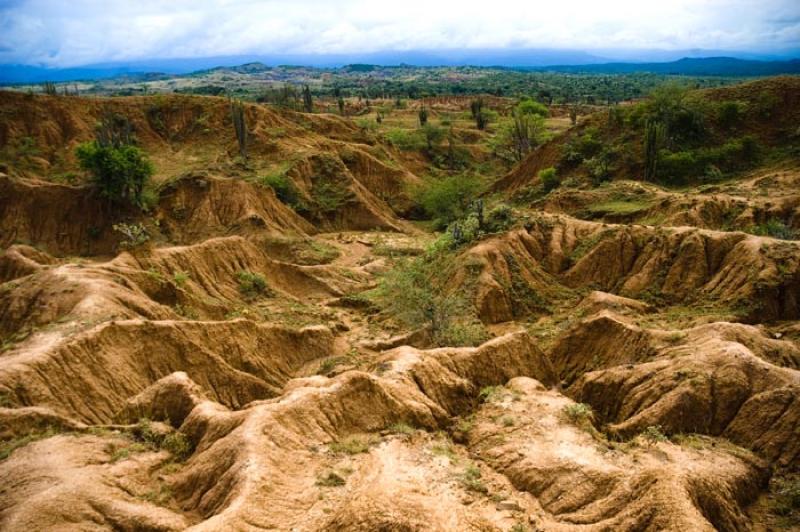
[
  {"left": 316, "top": 471, "right": 346, "bottom": 487},
  {"left": 586, "top": 200, "right": 652, "bottom": 217},
  {"left": 387, "top": 423, "right": 416, "bottom": 436},
  {"left": 329, "top": 435, "right": 378, "bottom": 455},
  {"left": 460, "top": 463, "right": 488, "bottom": 494},
  {"left": 0, "top": 427, "right": 60, "bottom": 461}
]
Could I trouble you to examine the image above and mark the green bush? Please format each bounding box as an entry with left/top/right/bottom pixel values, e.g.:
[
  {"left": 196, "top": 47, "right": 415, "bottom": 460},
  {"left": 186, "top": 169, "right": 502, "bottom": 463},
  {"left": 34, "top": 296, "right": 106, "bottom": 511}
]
[
  {"left": 371, "top": 236, "right": 488, "bottom": 347},
  {"left": 516, "top": 98, "right": 549, "bottom": 117},
  {"left": 262, "top": 171, "right": 301, "bottom": 207},
  {"left": 749, "top": 219, "right": 796, "bottom": 240},
  {"left": 415, "top": 174, "right": 484, "bottom": 229},
  {"left": 484, "top": 203, "right": 515, "bottom": 232},
  {"left": 113, "top": 223, "right": 150, "bottom": 250},
  {"left": 385, "top": 128, "right": 426, "bottom": 151},
  {"left": 236, "top": 270, "right": 270, "bottom": 297},
  {"left": 539, "top": 167, "right": 559, "bottom": 192},
  {"left": 76, "top": 141, "right": 153, "bottom": 208}
]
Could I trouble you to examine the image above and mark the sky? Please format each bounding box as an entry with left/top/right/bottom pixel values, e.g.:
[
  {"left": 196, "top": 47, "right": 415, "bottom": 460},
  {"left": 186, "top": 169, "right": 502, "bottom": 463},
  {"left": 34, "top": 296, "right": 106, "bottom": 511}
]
[{"left": 1, "top": 0, "right": 799, "bottom": 67}]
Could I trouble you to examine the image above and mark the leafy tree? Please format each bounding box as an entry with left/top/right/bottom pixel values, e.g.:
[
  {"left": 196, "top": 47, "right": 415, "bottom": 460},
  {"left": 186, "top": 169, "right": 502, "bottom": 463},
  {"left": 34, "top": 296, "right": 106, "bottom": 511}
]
[
  {"left": 421, "top": 124, "right": 444, "bottom": 151},
  {"left": 516, "top": 98, "right": 549, "bottom": 117},
  {"left": 337, "top": 96, "right": 345, "bottom": 115},
  {"left": 76, "top": 142, "right": 153, "bottom": 208},
  {"left": 491, "top": 111, "right": 546, "bottom": 163}
]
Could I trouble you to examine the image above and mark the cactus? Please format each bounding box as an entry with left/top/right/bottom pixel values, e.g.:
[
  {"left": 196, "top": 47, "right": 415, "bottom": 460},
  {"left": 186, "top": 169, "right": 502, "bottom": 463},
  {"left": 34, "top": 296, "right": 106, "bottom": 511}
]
[
  {"left": 474, "top": 199, "right": 484, "bottom": 229},
  {"left": 418, "top": 106, "right": 428, "bottom": 126},
  {"left": 96, "top": 112, "right": 134, "bottom": 148},
  {"left": 42, "top": 81, "right": 57, "bottom": 96},
  {"left": 230, "top": 99, "right": 248, "bottom": 161},
  {"left": 644, "top": 119, "right": 666, "bottom": 181},
  {"left": 302, "top": 85, "right": 313, "bottom": 113}
]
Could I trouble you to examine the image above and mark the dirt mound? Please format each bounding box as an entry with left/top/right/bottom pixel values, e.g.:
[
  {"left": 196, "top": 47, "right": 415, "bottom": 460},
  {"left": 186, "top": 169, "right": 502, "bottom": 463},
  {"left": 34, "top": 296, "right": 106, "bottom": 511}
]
[
  {"left": 0, "top": 233, "right": 365, "bottom": 344},
  {"left": 469, "top": 377, "right": 768, "bottom": 531},
  {"left": 0, "top": 172, "right": 315, "bottom": 256},
  {"left": 458, "top": 214, "right": 800, "bottom": 323},
  {"left": 0, "top": 433, "right": 192, "bottom": 530},
  {"left": 564, "top": 314, "right": 800, "bottom": 469},
  {"left": 0, "top": 319, "right": 335, "bottom": 423},
  {"left": 156, "top": 172, "right": 314, "bottom": 242},
  {"left": 0, "top": 174, "right": 121, "bottom": 256}
]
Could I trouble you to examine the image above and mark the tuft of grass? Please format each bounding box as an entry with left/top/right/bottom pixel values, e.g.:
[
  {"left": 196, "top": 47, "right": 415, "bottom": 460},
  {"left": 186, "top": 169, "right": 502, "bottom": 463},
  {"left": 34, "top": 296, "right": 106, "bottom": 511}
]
[
  {"left": 642, "top": 425, "right": 668, "bottom": 445},
  {"left": 172, "top": 271, "right": 189, "bottom": 287},
  {"left": 460, "top": 463, "right": 488, "bottom": 494},
  {"left": 387, "top": 423, "right": 415, "bottom": 436},
  {"left": 563, "top": 403, "right": 594, "bottom": 425},
  {"left": 478, "top": 386, "right": 504, "bottom": 404},
  {"left": 316, "top": 471, "right": 346, "bottom": 487},
  {"left": 771, "top": 475, "right": 800, "bottom": 523},
  {"left": 586, "top": 200, "right": 652, "bottom": 217},
  {"left": 430, "top": 440, "right": 458, "bottom": 463},
  {"left": 0, "top": 427, "right": 60, "bottom": 461},
  {"left": 329, "top": 435, "right": 377, "bottom": 455},
  {"left": 500, "top": 416, "right": 516, "bottom": 427}
]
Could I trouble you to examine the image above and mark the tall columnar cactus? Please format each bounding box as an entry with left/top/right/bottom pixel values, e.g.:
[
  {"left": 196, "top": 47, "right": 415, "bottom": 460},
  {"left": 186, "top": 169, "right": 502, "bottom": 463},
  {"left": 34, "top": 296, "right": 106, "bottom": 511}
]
[
  {"left": 302, "top": 85, "right": 313, "bottom": 113},
  {"left": 644, "top": 119, "right": 666, "bottom": 181},
  {"left": 231, "top": 99, "right": 247, "bottom": 161}
]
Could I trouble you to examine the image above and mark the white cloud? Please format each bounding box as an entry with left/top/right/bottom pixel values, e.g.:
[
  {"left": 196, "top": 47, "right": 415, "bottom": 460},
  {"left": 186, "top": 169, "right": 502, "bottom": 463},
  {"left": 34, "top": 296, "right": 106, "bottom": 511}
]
[{"left": 0, "top": 0, "right": 798, "bottom": 66}]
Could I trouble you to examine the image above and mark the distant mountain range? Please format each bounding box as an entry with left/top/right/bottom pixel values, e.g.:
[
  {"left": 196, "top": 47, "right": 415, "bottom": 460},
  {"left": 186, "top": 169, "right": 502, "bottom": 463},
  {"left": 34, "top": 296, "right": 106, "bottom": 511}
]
[
  {"left": 534, "top": 57, "right": 800, "bottom": 76},
  {"left": 1, "top": 52, "right": 799, "bottom": 85}
]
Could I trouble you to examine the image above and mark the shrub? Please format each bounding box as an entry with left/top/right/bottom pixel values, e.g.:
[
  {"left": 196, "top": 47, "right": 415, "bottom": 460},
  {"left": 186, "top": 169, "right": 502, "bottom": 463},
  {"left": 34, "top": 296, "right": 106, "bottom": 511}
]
[
  {"left": 371, "top": 235, "right": 488, "bottom": 347},
  {"left": 76, "top": 141, "right": 153, "bottom": 208},
  {"left": 516, "top": 98, "right": 548, "bottom": 117},
  {"left": 172, "top": 271, "right": 189, "bottom": 286},
  {"left": 717, "top": 101, "right": 743, "bottom": 129},
  {"left": 262, "top": 171, "right": 300, "bottom": 207},
  {"left": 749, "top": 219, "right": 796, "bottom": 240},
  {"left": 642, "top": 425, "right": 668, "bottom": 444},
  {"left": 484, "top": 203, "right": 515, "bottom": 232},
  {"left": 539, "top": 167, "right": 559, "bottom": 193},
  {"left": 461, "top": 464, "right": 488, "bottom": 493},
  {"left": 236, "top": 270, "right": 270, "bottom": 297},
  {"left": 113, "top": 223, "right": 149, "bottom": 249},
  {"left": 161, "top": 432, "right": 192, "bottom": 461},
  {"left": 385, "top": 128, "right": 426, "bottom": 151},
  {"left": 564, "top": 403, "right": 593, "bottom": 424},
  {"left": 329, "top": 435, "right": 377, "bottom": 455},
  {"left": 316, "top": 471, "right": 346, "bottom": 487},
  {"left": 414, "top": 174, "right": 484, "bottom": 228}
]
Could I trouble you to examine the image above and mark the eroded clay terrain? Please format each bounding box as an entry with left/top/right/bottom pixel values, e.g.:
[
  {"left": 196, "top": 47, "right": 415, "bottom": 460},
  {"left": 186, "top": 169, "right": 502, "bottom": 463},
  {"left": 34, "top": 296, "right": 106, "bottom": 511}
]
[{"left": 1, "top": 79, "right": 799, "bottom": 531}]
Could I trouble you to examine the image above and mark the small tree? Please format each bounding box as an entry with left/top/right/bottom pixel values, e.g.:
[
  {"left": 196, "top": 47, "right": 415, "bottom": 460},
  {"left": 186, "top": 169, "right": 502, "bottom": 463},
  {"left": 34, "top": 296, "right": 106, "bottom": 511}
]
[
  {"left": 302, "top": 85, "right": 313, "bottom": 113},
  {"left": 76, "top": 142, "right": 153, "bottom": 208},
  {"left": 539, "top": 167, "right": 559, "bottom": 192},
  {"left": 230, "top": 99, "right": 247, "bottom": 161},
  {"left": 337, "top": 96, "right": 345, "bottom": 115}
]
